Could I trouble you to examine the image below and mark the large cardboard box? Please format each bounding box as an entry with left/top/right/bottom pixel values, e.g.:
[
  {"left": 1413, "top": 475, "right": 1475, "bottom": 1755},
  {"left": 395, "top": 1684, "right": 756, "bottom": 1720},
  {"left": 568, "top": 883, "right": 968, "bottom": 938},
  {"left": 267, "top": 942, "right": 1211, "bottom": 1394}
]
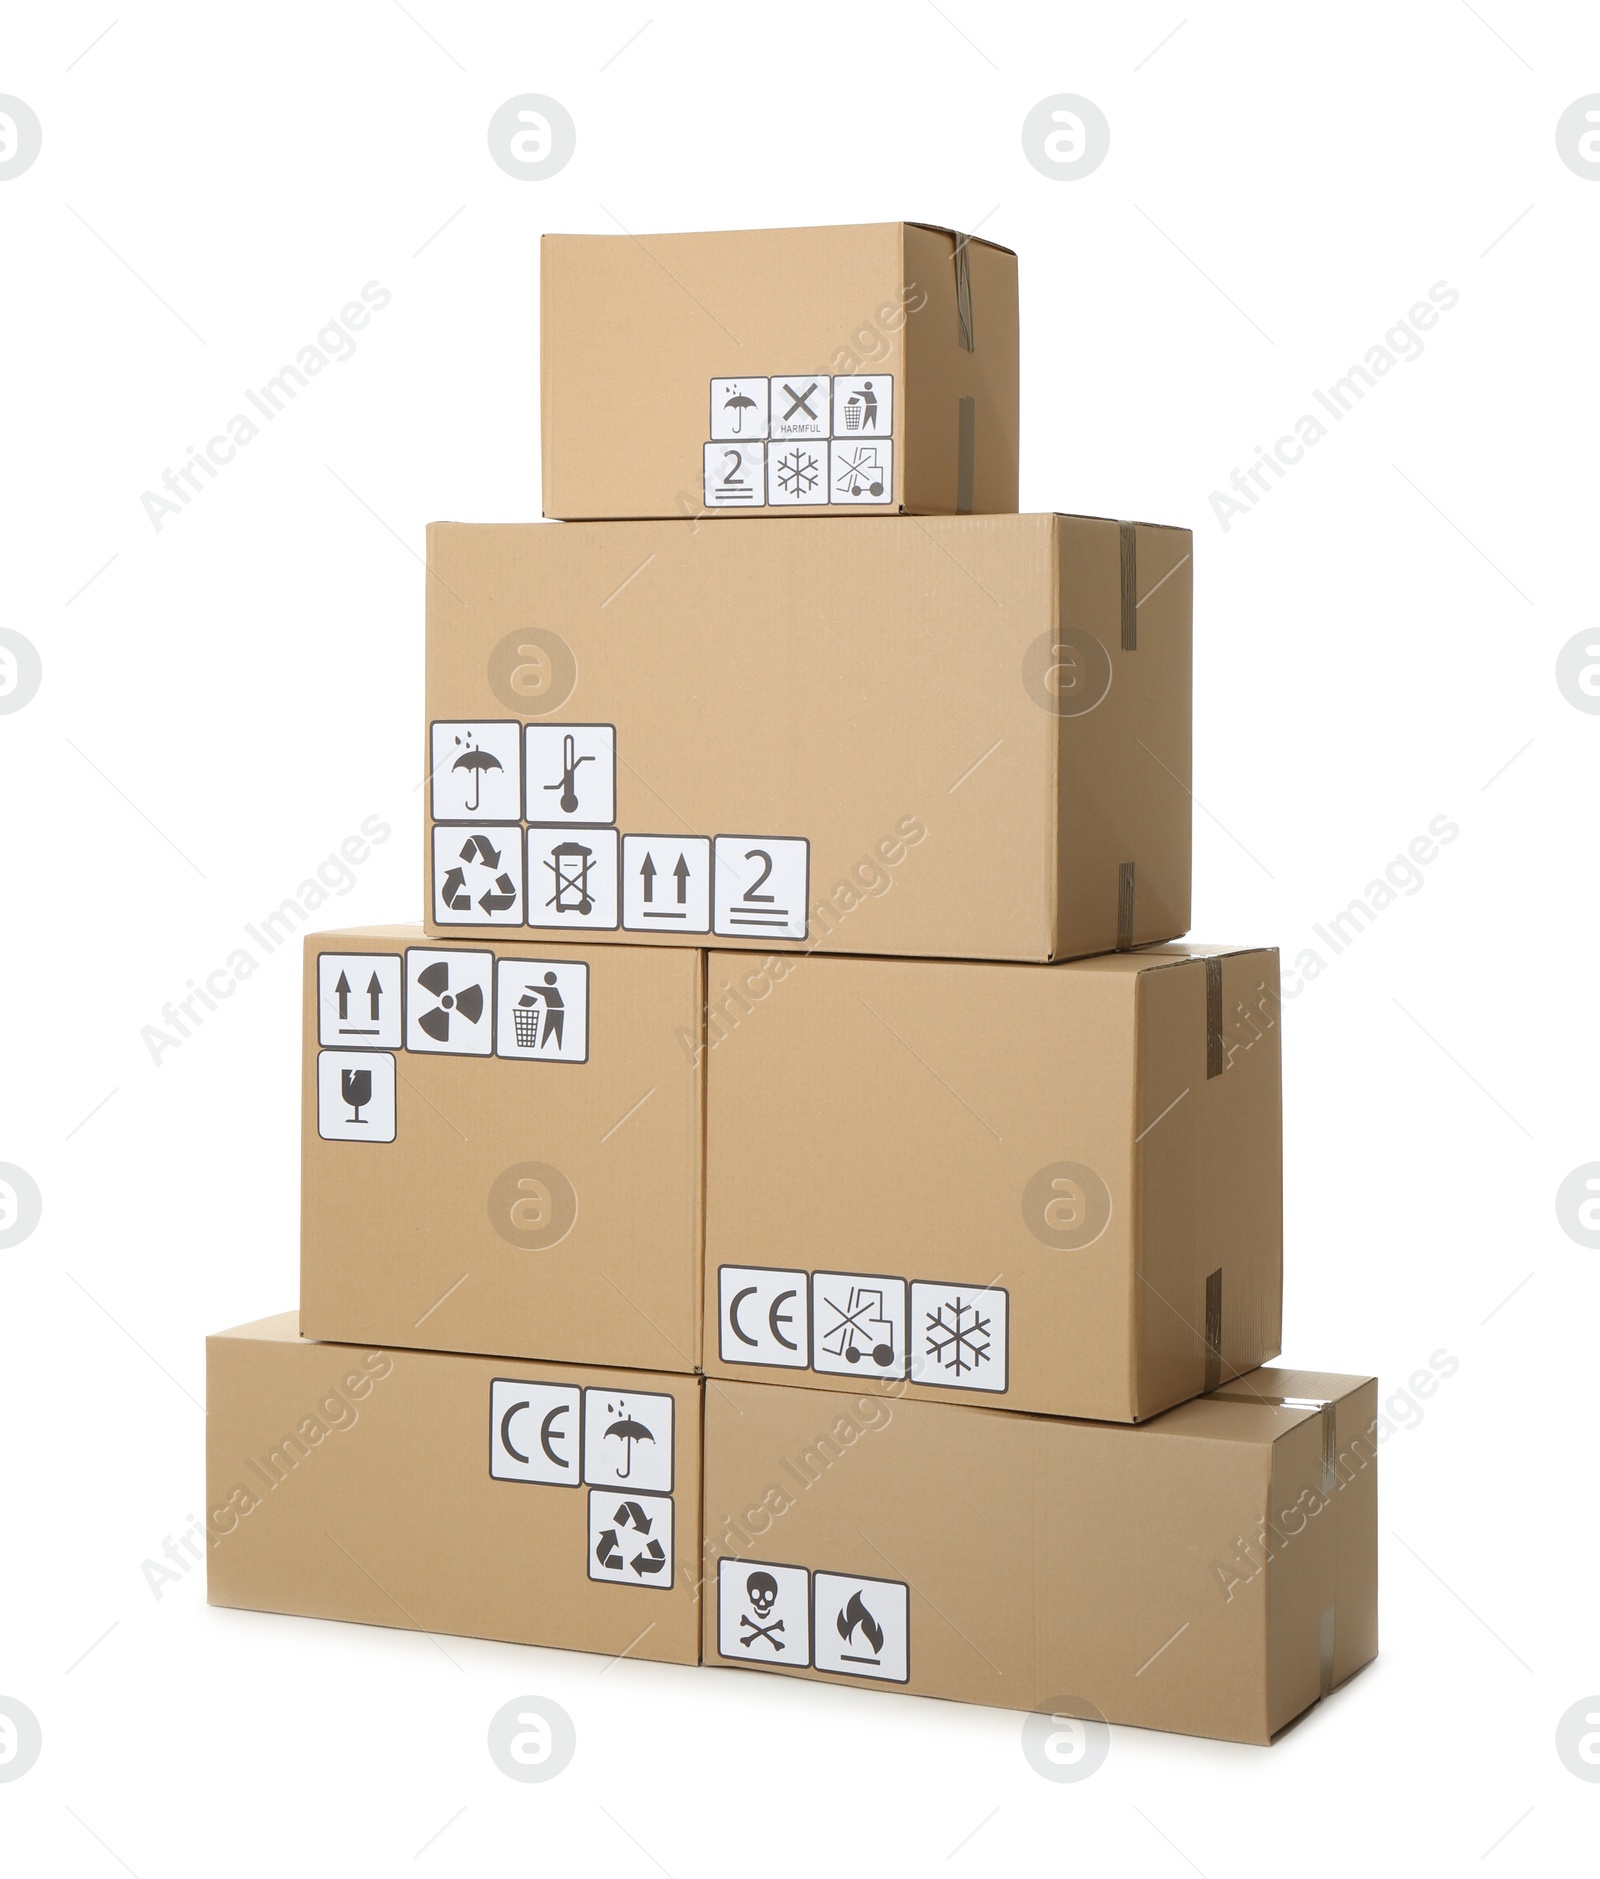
[
  {"left": 540, "top": 222, "right": 1018, "bottom": 519},
  {"left": 424, "top": 513, "right": 1192, "bottom": 964},
  {"left": 298, "top": 925, "right": 702, "bottom": 1370},
  {"left": 704, "top": 943, "right": 1282, "bottom": 1422},
  {"left": 702, "top": 1368, "right": 1377, "bottom": 1743},
  {"left": 207, "top": 1314, "right": 702, "bottom": 1663}
]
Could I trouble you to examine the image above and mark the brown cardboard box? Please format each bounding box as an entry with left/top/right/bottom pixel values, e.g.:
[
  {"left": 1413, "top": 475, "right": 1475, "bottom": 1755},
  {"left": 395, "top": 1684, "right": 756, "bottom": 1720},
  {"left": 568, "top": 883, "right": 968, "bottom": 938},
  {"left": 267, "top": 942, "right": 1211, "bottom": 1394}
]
[
  {"left": 298, "top": 925, "right": 702, "bottom": 1370},
  {"left": 540, "top": 222, "right": 1018, "bottom": 519},
  {"left": 702, "top": 1367, "right": 1377, "bottom": 1743},
  {"left": 207, "top": 1313, "right": 702, "bottom": 1663},
  {"left": 704, "top": 942, "right": 1282, "bottom": 1422},
  {"left": 425, "top": 512, "right": 1192, "bottom": 964}
]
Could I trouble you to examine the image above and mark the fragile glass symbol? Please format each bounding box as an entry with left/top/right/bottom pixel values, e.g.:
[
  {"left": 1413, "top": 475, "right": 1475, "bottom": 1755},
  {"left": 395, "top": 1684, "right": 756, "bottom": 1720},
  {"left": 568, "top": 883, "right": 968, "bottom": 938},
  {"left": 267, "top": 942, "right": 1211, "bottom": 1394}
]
[{"left": 340, "top": 1066, "right": 372, "bottom": 1124}]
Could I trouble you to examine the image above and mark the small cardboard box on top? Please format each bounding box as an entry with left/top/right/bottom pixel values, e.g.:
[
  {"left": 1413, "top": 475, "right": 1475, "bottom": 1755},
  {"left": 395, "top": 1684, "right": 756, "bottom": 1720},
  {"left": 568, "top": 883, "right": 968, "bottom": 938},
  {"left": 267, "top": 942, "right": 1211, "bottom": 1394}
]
[
  {"left": 541, "top": 222, "right": 1018, "bottom": 519},
  {"left": 703, "top": 1368, "right": 1378, "bottom": 1744},
  {"left": 207, "top": 1314, "right": 702, "bottom": 1664},
  {"left": 425, "top": 512, "right": 1192, "bottom": 964},
  {"left": 704, "top": 943, "right": 1282, "bottom": 1422},
  {"left": 299, "top": 925, "right": 702, "bottom": 1371}
]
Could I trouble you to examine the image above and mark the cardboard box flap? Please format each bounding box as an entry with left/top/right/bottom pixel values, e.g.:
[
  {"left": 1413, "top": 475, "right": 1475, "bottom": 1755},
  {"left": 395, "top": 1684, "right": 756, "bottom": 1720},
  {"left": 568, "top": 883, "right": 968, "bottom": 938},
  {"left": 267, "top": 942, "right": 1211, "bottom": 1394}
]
[{"left": 905, "top": 218, "right": 1017, "bottom": 257}]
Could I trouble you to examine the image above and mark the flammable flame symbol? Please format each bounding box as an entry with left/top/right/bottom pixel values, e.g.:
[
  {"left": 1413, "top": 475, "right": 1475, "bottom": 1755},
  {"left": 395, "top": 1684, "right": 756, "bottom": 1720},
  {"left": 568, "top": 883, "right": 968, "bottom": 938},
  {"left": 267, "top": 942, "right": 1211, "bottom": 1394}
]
[{"left": 837, "top": 1589, "right": 885, "bottom": 1655}]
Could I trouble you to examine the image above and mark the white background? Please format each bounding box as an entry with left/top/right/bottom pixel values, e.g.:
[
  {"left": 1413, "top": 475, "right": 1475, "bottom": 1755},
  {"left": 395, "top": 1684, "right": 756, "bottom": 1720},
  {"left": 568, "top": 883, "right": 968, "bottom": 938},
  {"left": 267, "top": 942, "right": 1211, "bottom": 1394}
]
[{"left": 1, "top": 2, "right": 1595, "bottom": 1871}]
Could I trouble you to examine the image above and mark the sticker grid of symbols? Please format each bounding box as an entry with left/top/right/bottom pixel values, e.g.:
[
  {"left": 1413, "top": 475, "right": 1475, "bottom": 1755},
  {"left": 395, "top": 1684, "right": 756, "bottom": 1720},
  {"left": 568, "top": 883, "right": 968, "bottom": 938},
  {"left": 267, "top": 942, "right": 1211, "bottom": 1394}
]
[
  {"left": 431, "top": 720, "right": 809, "bottom": 940},
  {"left": 490, "top": 1382, "right": 676, "bottom": 1590},
  {"left": 314, "top": 949, "right": 590, "bottom": 1142},
  {"left": 718, "top": 1266, "right": 1009, "bottom": 1392},
  {"left": 717, "top": 1560, "right": 908, "bottom": 1681},
  {"left": 705, "top": 375, "right": 894, "bottom": 508}
]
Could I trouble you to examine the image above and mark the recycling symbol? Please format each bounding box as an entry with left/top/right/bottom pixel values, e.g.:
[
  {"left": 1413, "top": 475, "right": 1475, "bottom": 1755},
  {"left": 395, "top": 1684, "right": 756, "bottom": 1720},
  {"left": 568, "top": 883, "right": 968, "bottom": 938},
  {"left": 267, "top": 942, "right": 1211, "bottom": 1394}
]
[
  {"left": 594, "top": 1499, "right": 668, "bottom": 1578},
  {"left": 440, "top": 833, "right": 519, "bottom": 916}
]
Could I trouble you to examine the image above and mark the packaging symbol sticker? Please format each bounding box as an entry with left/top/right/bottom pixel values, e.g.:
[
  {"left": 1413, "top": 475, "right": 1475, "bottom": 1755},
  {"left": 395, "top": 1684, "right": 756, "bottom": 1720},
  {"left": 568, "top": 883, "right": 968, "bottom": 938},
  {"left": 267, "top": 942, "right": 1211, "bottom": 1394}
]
[
  {"left": 430, "top": 721, "right": 523, "bottom": 822},
  {"left": 718, "top": 1560, "right": 811, "bottom": 1666},
  {"left": 769, "top": 376, "right": 830, "bottom": 440},
  {"left": 432, "top": 825, "right": 525, "bottom": 926},
  {"left": 621, "top": 835, "right": 711, "bottom": 933},
  {"left": 713, "top": 836, "right": 808, "bottom": 940},
  {"left": 704, "top": 441, "right": 765, "bottom": 507},
  {"left": 489, "top": 1379, "right": 582, "bottom": 1486},
  {"left": 829, "top": 438, "right": 893, "bottom": 505},
  {"left": 831, "top": 375, "right": 893, "bottom": 436},
  {"left": 316, "top": 1049, "right": 396, "bottom": 1143},
  {"left": 317, "top": 952, "right": 402, "bottom": 1049},
  {"left": 524, "top": 724, "right": 616, "bottom": 827},
  {"left": 810, "top": 1273, "right": 908, "bottom": 1379},
  {"left": 527, "top": 828, "right": 620, "bottom": 931},
  {"left": 709, "top": 376, "right": 770, "bottom": 441},
  {"left": 405, "top": 948, "right": 494, "bottom": 1057},
  {"left": 812, "top": 1571, "right": 909, "bottom": 1682},
  {"left": 582, "top": 1387, "right": 674, "bottom": 1493},
  {"left": 718, "top": 1266, "right": 810, "bottom": 1368},
  {"left": 909, "top": 1281, "right": 1010, "bottom": 1392},
  {"left": 766, "top": 441, "right": 827, "bottom": 506},
  {"left": 493, "top": 958, "right": 589, "bottom": 1062},
  {"left": 588, "top": 1490, "right": 674, "bottom": 1588}
]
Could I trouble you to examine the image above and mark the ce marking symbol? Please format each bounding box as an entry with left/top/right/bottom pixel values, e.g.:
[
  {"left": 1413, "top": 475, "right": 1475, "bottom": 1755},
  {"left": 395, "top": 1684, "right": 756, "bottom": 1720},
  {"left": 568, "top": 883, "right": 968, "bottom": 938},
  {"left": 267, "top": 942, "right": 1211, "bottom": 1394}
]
[
  {"left": 729, "top": 1283, "right": 800, "bottom": 1352},
  {"left": 501, "top": 1396, "right": 573, "bottom": 1470}
]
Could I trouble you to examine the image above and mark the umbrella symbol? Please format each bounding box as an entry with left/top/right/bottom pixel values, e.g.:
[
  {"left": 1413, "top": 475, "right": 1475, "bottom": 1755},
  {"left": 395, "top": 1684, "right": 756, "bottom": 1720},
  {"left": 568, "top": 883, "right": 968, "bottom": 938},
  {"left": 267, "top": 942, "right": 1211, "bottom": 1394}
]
[
  {"left": 450, "top": 733, "right": 503, "bottom": 812},
  {"left": 723, "top": 387, "right": 758, "bottom": 434},
  {"left": 603, "top": 1399, "right": 655, "bottom": 1480}
]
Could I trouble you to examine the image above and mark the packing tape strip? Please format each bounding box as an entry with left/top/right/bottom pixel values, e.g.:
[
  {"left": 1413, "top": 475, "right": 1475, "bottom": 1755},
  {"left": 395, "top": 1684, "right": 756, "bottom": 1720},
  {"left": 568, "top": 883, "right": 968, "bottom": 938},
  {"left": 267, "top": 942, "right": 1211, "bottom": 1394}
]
[
  {"left": 1117, "top": 861, "right": 1135, "bottom": 949},
  {"left": 957, "top": 396, "right": 975, "bottom": 515},
  {"left": 1205, "top": 956, "right": 1225, "bottom": 1078},
  {"left": 1203, "top": 1267, "right": 1223, "bottom": 1392},
  {"left": 953, "top": 232, "right": 975, "bottom": 352},
  {"left": 1319, "top": 1605, "right": 1337, "bottom": 1698},
  {"left": 1211, "top": 1391, "right": 1338, "bottom": 1494},
  {"left": 1119, "top": 521, "right": 1138, "bottom": 651}
]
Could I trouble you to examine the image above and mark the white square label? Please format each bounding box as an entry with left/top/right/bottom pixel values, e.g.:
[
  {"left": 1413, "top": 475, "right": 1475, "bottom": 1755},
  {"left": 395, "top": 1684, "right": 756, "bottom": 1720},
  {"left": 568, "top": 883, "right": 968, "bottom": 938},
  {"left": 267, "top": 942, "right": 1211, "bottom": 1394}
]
[
  {"left": 830, "top": 438, "right": 893, "bottom": 505},
  {"left": 490, "top": 1379, "right": 581, "bottom": 1486},
  {"left": 582, "top": 1387, "right": 674, "bottom": 1494},
  {"left": 704, "top": 441, "right": 765, "bottom": 507},
  {"left": 718, "top": 1559, "right": 811, "bottom": 1666},
  {"left": 909, "top": 1281, "right": 1009, "bottom": 1392},
  {"left": 317, "top": 1050, "right": 396, "bottom": 1143},
  {"left": 765, "top": 440, "right": 827, "bottom": 506},
  {"left": 813, "top": 1571, "right": 908, "bottom": 1682},
  {"left": 713, "top": 836, "right": 808, "bottom": 940},
  {"left": 769, "top": 375, "right": 830, "bottom": 439},
  {"left": 317, "top": 952, "right": 402, "bottom": 1049},
  {"left": 719, "top": 1266, "right": 810, "bottom": 1369},
  {"left": 405, "top": 948, "right": 493, "bottom": 1057},
  {"left": 430, "top": 721, "right": 522, "bottom": 822},
  {"left": 524, "top": 724, "right": 615, "bottom": 827},
  {"left": 494, "top": 958, "right": 589, "bottom": 1062},
  {"left": 710, "top": 376, "right": 770, "bottom": 440},
  {"left": 811, "top": 1273, "right": 908, "bottom": 1379},
  {"left": 832, "top": 375, "right": 892, "bottom": 437},
  {"left": 588, "top": 1490, "right": 674, "bottom": 1589},
  {"left": 527, "top": 828, "right": 620, "bottom": 930},
  {"left": 621, "top": 835, "right": 711, "bottom": 933},
  {"left": 432, "top": 825, "right": 525, "bottom": 926}
]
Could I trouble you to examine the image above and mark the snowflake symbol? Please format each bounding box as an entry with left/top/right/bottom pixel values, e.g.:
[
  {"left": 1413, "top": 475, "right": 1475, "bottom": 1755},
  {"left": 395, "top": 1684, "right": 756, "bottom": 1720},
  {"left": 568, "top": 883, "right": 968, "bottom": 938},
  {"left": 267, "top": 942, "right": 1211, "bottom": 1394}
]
[
  {"left": 924, "top": 1295, "right": 992, "bottom": 1377},
  {"left": 775, "top": 447, "right": 819, "bottom": 496}
]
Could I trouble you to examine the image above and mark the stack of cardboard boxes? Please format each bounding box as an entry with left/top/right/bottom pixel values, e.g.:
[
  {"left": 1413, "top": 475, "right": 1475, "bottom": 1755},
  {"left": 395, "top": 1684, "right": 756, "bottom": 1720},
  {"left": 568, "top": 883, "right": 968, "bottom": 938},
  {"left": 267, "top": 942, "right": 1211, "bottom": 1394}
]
[{"left": 208, "top": 223, "right": 1377, "bottom": 1744}]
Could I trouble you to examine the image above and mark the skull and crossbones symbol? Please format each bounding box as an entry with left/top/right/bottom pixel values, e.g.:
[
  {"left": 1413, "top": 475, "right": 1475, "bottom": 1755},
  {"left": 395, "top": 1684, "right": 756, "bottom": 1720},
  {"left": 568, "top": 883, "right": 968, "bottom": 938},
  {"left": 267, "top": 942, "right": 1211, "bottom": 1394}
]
[{"left": 738, "top": 1571, "right": 786, "bottom": 1652}]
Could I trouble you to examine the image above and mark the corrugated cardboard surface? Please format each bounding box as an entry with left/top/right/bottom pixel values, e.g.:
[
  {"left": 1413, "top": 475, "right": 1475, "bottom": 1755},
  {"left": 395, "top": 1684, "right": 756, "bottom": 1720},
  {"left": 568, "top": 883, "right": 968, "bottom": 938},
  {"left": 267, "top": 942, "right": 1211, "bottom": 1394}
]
[
  {"left": 299, "top": 926, "right": 703, "bottom": 1370},
  {"left": 207, "top": 1314, "right": 704, "bottom": 1665},
  {"left": 704, "top": 943, "right": 1281, "bottom": 1420},
  {"left": 540, "top": 222, "right": 1018, "bottom": 519},
  {"left": 424, "top": 513, "right": 1192, "bottom": 963},
  {"left": 701, "top": 1368, "right": 1377, "bottom": 1743}
]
